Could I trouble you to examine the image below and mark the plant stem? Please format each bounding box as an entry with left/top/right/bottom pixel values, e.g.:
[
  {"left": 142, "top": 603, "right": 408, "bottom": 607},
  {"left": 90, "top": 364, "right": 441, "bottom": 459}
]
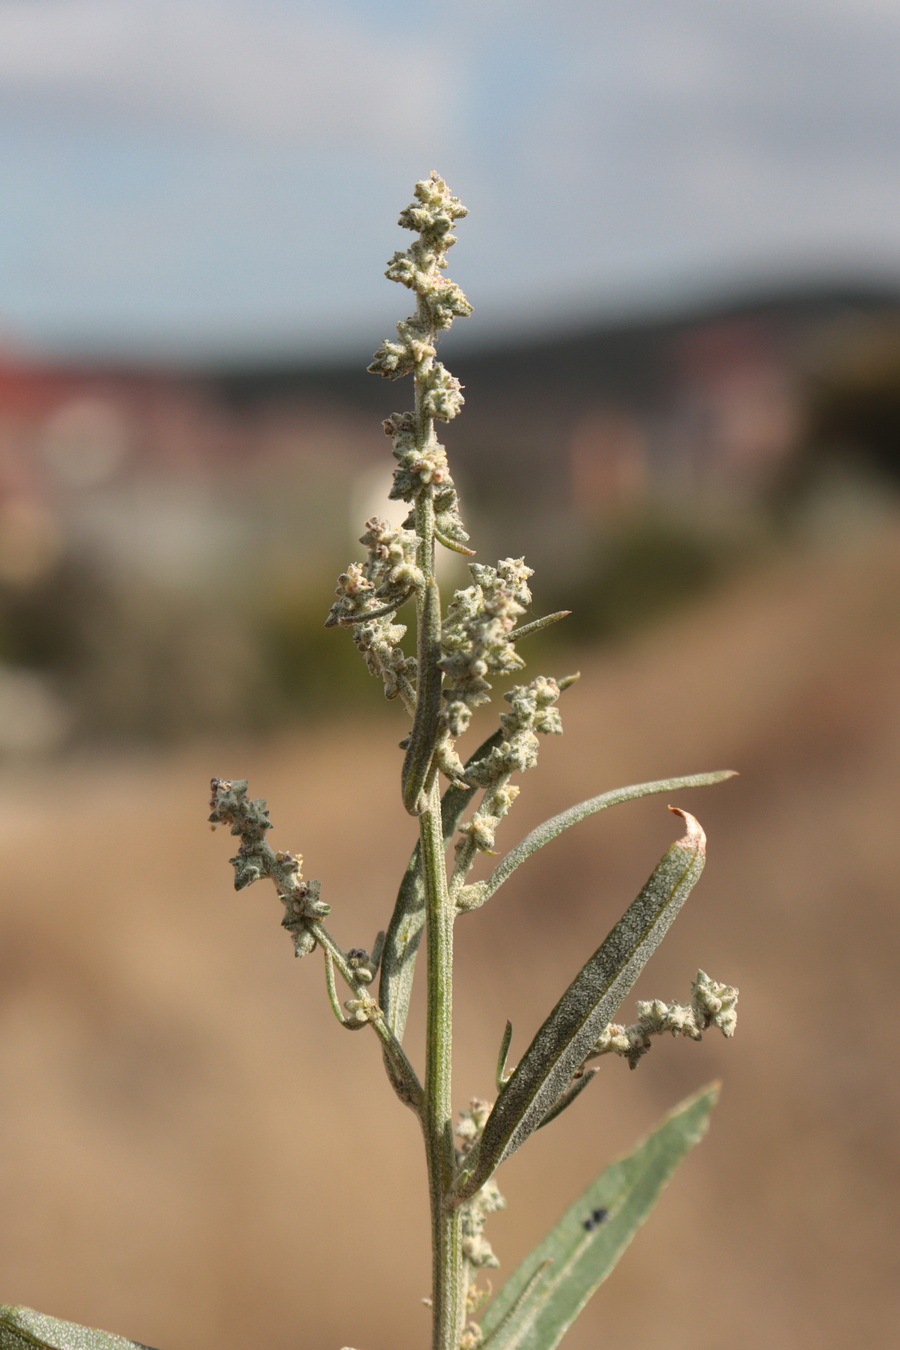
[
  {"left": 412, "top": 277, "right": 465, "bottom": 1339},
  {"left": 309, "top": 920, "right": 424, "bottom": 1110},
  {"left": 421, "top": 776, "right": 465, "bottom": 1350}
]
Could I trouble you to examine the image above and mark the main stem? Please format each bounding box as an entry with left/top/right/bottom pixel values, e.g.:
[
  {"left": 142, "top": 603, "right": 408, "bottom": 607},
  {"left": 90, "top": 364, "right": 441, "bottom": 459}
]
[
  {"left": 414, "top": 380, "right": 465, "bottom": 1346},
  {"left": 421, "top": 778, "right": 465, "bottom": 1350}
]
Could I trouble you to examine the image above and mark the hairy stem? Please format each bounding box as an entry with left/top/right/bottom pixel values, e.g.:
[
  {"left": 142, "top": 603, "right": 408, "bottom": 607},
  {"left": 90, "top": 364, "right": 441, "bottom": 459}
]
[
  {"left": 412, "top": 279, "right": 465, "bottom": 1341},
  {"left": 420, "top": 777, "right": 465, "bottom": 1350}
]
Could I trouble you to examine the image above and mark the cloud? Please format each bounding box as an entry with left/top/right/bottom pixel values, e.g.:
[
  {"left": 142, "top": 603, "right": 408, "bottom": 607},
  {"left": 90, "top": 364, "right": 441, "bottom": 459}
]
[
  {"left": 0, "top": 0, "right": 451, "bottom": 150},
  {"left": 0, "top": 0, "right": 898, "bottom": 356},
  {"left": 496, "top": 2, "right": 900, "bottom": 265}
]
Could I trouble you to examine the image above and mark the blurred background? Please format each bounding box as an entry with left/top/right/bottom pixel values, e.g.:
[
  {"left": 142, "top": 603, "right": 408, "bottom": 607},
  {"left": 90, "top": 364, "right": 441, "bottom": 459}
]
[{"left": 0, "top": 2, "right": 898, "bottom": 1348}]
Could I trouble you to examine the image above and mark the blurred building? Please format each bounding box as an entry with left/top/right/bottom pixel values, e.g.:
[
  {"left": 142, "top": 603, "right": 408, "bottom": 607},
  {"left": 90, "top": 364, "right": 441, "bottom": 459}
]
[{"left": 0, "top": 282, "right": 897, "bottom": 748}]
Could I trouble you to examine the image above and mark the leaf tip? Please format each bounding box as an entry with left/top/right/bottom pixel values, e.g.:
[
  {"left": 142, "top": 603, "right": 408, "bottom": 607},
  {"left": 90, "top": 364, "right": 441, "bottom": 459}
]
[
  {"left": 685, "top": 1078, "right": 722, "bottom": 1120},
  {"left": 667, "top": 805, "right": 706, "bottom": 852}
]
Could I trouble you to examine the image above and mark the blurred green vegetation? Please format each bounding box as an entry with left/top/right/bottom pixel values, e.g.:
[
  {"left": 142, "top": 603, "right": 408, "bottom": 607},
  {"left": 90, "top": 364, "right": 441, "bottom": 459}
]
[
  {"left": 0, "top": 512, "right": 754, "bottom": 751},
  {"left": 551, "top": 513, "right": 751, "bottom": 644},
  {"left": 258, "top": 576, "right": 388, "bottom": 713},
  {"left": 775, "top": 321, "right": 900, "bottom": 511}
]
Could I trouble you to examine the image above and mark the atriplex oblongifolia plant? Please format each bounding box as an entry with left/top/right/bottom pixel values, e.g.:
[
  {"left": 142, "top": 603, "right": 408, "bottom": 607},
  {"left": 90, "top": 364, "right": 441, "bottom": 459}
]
[
  {"left": 0, "top": 174, "right": 737, "bottom": 1350},
  {"left": 210, "top": 174, "right": 738, "bottom": 1350}
]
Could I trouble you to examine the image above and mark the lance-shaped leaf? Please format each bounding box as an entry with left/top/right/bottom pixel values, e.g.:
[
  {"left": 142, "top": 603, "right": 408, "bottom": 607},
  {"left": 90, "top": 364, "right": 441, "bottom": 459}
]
[
  {"left": 535, "top": 1068, "right": 597, "bottom": 1131},
  {"left": 457, "top": 770, "right": 734, "bottom": 912},
  {"left": 401, "top": 577, "right": 444, "bottom": 816},
  {"left": 380, "top": 728, "right": 506, "bottom": 1044},
  {"left": 508, "top": 610, "right": 571, "bottom": 643},
  {"left": 477, "top": 1083, "right": 719, "bottom": 1350},
  {"left": 0, "top": 1306, "right": 159, "bottom": 1350},
  {"left": 452, "top": 809, "right": 707, "bottom": 1203}
]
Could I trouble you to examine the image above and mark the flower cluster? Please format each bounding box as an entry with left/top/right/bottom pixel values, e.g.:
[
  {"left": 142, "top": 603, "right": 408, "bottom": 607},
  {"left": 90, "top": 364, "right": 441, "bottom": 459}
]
[
  {"left": 381, "top": 412, "right": 470, "bottom": 551},
  {"left": 589, "top": 970, "right": 739, "bottom": 1070},
  {"left": 325, "top": 517, "right": 421, "bottom": 627},
  {"left": 439, "top": 559, "right": 534, "bottom": 740},
  {"left": 453, "top": 676, "right": 564, "bottom": 880},
  {"left": 369, "top": 172, "right": 471, "bottom": 545},
  {"left": 369, "top": 172, "right": 471, "bottom": 371},
  {"left": 208, "top": 777, "right": 329, "bottom": 958},
  {"left": 341, "top": 992, "right": 379, "bottom": 1029},
  {"left": 352, "top": 616, "right": 417, "bottom": 708},
  {"left": 456, "top": 1098, "right": 505, "bottom": 1349},
  {"left": 464, "top": 674, "right": 562, "bottom": 785},
  {"left": 382, "top": 410, "right": 447, "bottom": 494},
  {"left": 325, "top": 518, "right": 422, "bottom": 709}
]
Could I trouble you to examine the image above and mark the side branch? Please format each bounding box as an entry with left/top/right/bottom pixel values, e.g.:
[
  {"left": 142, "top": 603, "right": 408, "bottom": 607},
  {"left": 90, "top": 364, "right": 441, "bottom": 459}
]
[
  {"left": 310, "top": 921, "right": 424, "bottom": 1111},
  {"left": 209, "top": 777, "right": 423, "bottom": 1112}
]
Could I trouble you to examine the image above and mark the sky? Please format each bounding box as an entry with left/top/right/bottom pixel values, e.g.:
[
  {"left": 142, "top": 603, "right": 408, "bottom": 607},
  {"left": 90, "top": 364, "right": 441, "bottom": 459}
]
[{"left": 0, "top": 0, "right": 899, "bottom": 362}]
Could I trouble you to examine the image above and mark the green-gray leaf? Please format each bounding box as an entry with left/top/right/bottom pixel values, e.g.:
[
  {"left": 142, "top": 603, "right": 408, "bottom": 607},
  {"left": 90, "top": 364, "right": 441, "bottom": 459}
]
[
  {"left": 453, "top": 809, "right": 707, "bottom": 1203},
  {"left": 0, "top": 1306, "right": 159, "bottom": 1350},
  {"left": 401, "top": 578, "right": 444, "bottom": 816},
  {"left": 457, "top": 770, "right": 735, "bottom": 912},
  {"left": 478, "top": 1083, "right": 719, "bottom": 1350}
]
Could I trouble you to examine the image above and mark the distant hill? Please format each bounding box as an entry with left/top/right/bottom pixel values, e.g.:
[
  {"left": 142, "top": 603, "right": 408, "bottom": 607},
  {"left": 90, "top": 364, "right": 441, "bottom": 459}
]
[
  {"left": 203, "top": 279, "right": 900, "bottom": 408},
  {"left": 3, "top": 280, "right": 898, "bottom": 745},
  {"left": 203, "top": 280, "right": 900, "bottom": 525}
]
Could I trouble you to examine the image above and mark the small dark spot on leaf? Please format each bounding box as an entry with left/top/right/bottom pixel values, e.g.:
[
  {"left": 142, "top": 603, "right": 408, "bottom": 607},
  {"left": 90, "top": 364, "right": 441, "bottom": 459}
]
[{"left": 582, "top": 1206, "right": 609, "bottom": 1232}]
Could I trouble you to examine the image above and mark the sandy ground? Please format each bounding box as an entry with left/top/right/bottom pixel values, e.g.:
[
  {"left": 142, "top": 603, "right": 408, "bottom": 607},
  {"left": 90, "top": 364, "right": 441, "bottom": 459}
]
[{"left": 1, "top": 521, "right": 899, "bottom": 1350}]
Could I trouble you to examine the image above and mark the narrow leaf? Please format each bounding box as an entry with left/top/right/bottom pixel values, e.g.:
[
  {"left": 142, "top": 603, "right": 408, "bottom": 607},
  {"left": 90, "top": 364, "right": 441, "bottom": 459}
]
[
  {"left": 402, "top": 578, "right": 444, "bottom": 815},
  {"left": 478, "top": 1083, "right": 719, "bottom": 1350},
  {"left": 380, "top": 728, "right": 506, "bottom": 1044},
  {"left": 496, "top": 1019, "right": 514, "bottom": 1089},
  {"left": 509, "top": 611, "right": 571, "bottom": 643},
  {"left": 453, "top": 809, "right": 707, "bottom": 1202},
  {"left": 0, "top": 1306, "right": 159, "bottom": 1350},
  {"left": 369, "top": 928, "right": 386, "bottom": 975},
  {"left": 535, "top": 1068, "right": 597, "bottom": 1131},
  {"left": 332, "top": 586, "right": 415, "bottom": 624},
  {"left": 459, "top": 771, "right": 735, "bottom": 912},
  {"left": 434, "top": 526, "right": 476, "bottom": 556},
  {"left": 481, "top": 1262, "right": 552, "bottom": 1350}
]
